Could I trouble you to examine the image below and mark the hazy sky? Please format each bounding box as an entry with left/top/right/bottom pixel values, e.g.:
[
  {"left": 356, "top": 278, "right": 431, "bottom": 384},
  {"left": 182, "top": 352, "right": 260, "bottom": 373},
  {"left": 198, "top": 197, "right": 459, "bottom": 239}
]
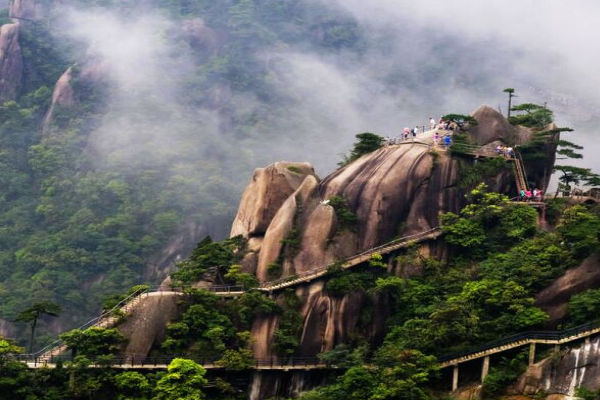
[
  {"left": 8, "top": 0, "right": 599, "bottom": 187},
  {"left": 299, "top": 0, "right": 600, "bottom": 185}
]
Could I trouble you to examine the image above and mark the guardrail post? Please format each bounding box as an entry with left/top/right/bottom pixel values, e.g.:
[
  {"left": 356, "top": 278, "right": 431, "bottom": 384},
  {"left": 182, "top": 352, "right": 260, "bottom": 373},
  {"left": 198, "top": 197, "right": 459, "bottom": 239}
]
[
  {"left": 529, "top": 343, "right": 536, "bottom": 366},
  {"left": 452, "top": 365, "right": 459, "bottom": 392},
  {"left": 481, "top": 356, "right": 490, "bottom": 382}
]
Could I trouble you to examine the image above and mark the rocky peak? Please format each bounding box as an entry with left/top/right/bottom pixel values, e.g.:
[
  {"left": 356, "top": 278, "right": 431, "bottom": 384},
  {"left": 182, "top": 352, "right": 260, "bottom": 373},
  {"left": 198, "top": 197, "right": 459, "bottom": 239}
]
[
  {"left": 230, "top": 161, "right": 316, "bottom": 239},
  {"left": 0, "top": 22, "right": 23, "bottom": 102},
  {"left": 9, "top": 0, "right": 47, "bottom": 20},
  {"left": 182, "top": 18, "right": 217, "bottom": 55},
  {"left": 469, "top": 104, "right": 519, "bottom": 145},
  {"left": 231, "top": 106, "right": 556, "bottom": 364}
]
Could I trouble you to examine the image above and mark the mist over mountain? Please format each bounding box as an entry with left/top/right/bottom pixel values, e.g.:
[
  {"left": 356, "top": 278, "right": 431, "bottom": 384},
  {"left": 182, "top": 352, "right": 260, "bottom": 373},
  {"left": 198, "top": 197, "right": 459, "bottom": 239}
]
[{"left": 0, "top": 0, "right": 598, "bottom": 340}]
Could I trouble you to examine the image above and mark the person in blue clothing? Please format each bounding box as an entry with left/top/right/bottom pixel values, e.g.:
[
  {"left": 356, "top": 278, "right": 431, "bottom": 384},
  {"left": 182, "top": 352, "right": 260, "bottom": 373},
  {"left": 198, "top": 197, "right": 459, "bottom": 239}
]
[{"left": 444, "top": 135, "right": 452, "bottom": 147}]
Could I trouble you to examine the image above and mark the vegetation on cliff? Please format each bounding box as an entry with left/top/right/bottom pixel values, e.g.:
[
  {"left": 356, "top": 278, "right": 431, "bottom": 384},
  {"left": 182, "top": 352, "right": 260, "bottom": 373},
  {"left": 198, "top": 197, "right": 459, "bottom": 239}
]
[{"left": 0, "top": 0, "right": 366, "bottom": 344}]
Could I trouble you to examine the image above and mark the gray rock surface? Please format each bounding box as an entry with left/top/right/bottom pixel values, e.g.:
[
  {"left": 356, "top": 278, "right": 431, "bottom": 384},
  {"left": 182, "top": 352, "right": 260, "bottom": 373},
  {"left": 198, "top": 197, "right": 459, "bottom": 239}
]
[
  {"left": 512, "top": 337, "right": 600, "bottom": 398},
  {"left": 0, "top": 22, "right": 22, "bottom": 102},
  {"left": 536, "top": 253, "right": 600, "bottom": 322},
  {"left": 9, "top": 0, "right": 46, "bottom": 20}
]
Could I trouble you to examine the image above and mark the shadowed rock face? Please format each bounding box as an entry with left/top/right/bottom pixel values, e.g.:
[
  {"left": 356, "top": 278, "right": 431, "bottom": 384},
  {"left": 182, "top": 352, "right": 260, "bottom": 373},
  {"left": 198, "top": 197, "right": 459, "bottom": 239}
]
[
  {"left": 512, "top": 336, "right": 600, "bottom": 399},
  {"left": 9, "top": 0, "right": 47, "bottom": 20},
  {"left": 231, "top": 162, "right": 316, "bottom": 239},
  {"left": 0, "top": 23, "right": 23, "bottom": 102},
  {"left": 117, "top": 293, "right": 182, "bottom": 357},
  {"left": 536, "top": 253, "right": 600, "bottom": 323},
  {"left": 469, "top": 105, "right": 521, "bottom": 145},
  {"left": 245, "top": 145, "right": 464, "bottom": 363},
  {"left": 42, "top": 63, "right": 108, "bottom": 136},
  {"left": 236, "top": 106, "right": 557, "bottom": 399}
]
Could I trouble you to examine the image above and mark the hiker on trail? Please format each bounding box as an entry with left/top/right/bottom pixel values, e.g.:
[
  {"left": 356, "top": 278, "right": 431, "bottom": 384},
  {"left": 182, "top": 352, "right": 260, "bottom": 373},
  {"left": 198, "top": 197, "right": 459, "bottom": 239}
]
[
  {"left": 507, "top": 147, "right": 514, "bottom": 158},
  {"left": 429, "top": 117, "right": 436, "bottom": 130},
  {"left": 535, "top": 188, "right": 543, "bottom": 201},
  {"left": 533, "top": 188, "right": 538, "bottom": 199},
  {"left": 525, "top": 189, "right": 532, "bottom": 201},
  {"left": 433, "top": 132, "right": 440, "bottom": 146},
  {"left": 496, "top": 145, "right": 503, "bottom": 155},
  {"left": 520, "top": 189, "right": 526, "bottom": 201},
  {"left": 403, "top": 127, "right": 410, "bottom": 141},
  {"left": 444, "top": 135, "right": 452, "bottom": 147},
  {"left": 412, "top": 126, "right": 419, "bottom": 139}
]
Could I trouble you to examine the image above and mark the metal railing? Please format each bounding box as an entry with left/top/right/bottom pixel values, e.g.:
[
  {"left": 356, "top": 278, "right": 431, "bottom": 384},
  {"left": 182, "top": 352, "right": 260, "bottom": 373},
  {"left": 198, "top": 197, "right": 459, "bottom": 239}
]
[
  {"left": 449, "top": 143, "right": 506, "bottom": 157},
  {"left": 17, "top": 354, "right": 328, "bottom": 369},
  {"left": 25, "top": 284, "right": 246, "bottom": 360},
  {"left": 27, "top": 285, "right": 151, "bottom": 361},
  {"left": 439, "top": 319, "right": 600, "bottom": 364},
  {"left": 17, "top": 319, "right": 600, "bottom": 370},
  {"left": 260, "top": 227, "right": 442, "bottom": 290}
]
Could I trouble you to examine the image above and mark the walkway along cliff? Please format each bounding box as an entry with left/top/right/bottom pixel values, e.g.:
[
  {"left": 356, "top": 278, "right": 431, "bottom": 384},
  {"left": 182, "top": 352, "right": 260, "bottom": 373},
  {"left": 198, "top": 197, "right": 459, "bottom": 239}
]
[
  {"left": 19, "top": 105, "right": 576, "bottom": 400},
  {"left": 227, "top": 105, "right": 557, "bottom": 398}
]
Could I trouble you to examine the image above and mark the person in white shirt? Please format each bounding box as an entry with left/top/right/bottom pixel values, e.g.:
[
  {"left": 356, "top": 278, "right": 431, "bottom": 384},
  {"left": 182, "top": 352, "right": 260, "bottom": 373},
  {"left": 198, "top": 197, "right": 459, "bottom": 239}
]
[{"left": 429, "top": 117, "right": 436, "bottom": 130}]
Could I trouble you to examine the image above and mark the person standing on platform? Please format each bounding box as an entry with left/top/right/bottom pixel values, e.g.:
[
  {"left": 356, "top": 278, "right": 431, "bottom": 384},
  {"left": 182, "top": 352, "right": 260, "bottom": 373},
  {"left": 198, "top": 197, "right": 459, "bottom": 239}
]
[{"left": 429, "top": 117, "right": 436, "bottom": 130}]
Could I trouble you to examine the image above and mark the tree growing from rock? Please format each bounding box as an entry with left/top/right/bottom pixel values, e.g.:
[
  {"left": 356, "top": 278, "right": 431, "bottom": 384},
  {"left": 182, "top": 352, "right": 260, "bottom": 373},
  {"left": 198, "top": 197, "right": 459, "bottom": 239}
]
[
  {"left": 553, "top": 166, "right": 600, "bottom": 197},
  {"left": 441, "top": 113, "right": 478, "bottom": 130},
  {"left": 509, "top": 103, "right": 553, "bottom": 128},
  {"left": 339, "top": 132, "right": 384, "bottom": 167},
  {"left": 503, "top": 88, "right": 516, "bottom": 118},
  {"left": 15, "top": 301, "right": 62, "bottom": 353}
]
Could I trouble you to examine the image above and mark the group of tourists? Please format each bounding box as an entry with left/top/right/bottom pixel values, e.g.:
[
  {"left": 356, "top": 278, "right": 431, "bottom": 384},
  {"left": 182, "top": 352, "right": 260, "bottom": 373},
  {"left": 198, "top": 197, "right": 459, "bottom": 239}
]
[
  {"left": 433, "top": 131, "right": 452, "bottom": 147},
  {"left": 383, "top": 116, "right": 455, "bottom": 147},
  {"left": 495, "top": 145, "right": 515, "bottom": 158},
  {"left": 519, "top": 188, "right": 544, "bottom": 202},
  {"left": 430, "top": 116, "right": 458, "bottom": 132},
  {"left": 385, "top": 126, "right": 420, "bottom": 145}
]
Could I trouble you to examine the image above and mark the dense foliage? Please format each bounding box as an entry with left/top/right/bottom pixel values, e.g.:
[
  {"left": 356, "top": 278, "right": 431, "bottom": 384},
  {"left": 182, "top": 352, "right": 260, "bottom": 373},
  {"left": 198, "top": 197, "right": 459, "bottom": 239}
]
[
  {"left": 0, "top": 338, "right": 218, "bottom": 400},
  {"left": 0, "top": 0, "right": 367, "bottom": 346},
  {"left": 3, "top": 184, "right": 600, "bottom": 398},
  {"left": 338, "top": 132, "right": 385, "bottom": 167}
]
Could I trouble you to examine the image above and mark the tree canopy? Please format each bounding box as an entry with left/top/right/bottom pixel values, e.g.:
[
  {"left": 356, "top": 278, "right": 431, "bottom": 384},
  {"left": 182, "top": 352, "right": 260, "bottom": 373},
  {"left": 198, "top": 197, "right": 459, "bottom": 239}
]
[{"left": 338, "top": 133, "right": 385, "bottom": 167}]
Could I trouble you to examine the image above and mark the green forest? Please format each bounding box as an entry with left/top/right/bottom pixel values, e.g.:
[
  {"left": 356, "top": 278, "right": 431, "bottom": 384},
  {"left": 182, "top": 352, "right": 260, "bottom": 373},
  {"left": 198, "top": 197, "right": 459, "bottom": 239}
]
[
  {"left": 0, "top": 0, "right": 368, "bottom": 341},
  {"left": 3, "top": 183, "right": 600, "bottom": 399},
  {"left": 2, "top": 0, "right": 600, "bottom": 399}
]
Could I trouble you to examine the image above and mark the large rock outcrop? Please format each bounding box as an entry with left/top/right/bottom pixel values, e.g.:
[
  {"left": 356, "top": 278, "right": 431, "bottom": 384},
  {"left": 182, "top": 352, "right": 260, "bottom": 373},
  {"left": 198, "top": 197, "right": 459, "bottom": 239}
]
[
  {"left": 536, "top": 253, "right": 600, "bottom": 322},
  {"left": 512, "top": 337, "right": 600, "bottom": 399},
  {"left": 238, "top": 106, "right": 551, "bottom": 371},
  {"left": 231, "top": 161, "right": 315, "bottom": 239},
  {"left": 9, "top": 0, "right": 47, "bottom": 20},
  {"left": 0, "top": 22, "right": 23, "bottom": 102},
  {"left": 42, "top": 63, "right": 107, "bottom": 136},
  {"left": 117, "top": 292, "right": 182, "bottom": 358}
]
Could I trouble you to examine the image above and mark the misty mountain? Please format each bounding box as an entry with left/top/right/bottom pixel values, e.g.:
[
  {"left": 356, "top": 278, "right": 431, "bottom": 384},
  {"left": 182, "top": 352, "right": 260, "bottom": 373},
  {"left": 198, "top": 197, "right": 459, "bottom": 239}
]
[{"left": 0, "top": 0, "right": 598, "bottom": 343}]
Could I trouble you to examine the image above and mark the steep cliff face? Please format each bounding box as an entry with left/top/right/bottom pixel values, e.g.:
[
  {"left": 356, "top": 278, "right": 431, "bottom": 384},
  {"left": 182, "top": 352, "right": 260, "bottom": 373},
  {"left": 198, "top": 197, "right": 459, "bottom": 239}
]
[
  {"left": 0, "top": 22, "right": 23, "bottom": 102},
  {"left": 117, "top": 292, "right": 182, "bottom": 357},
  {"left": 232, "top": 106, "right": 537, "bottom": 376},
  {"left": 513, "top": 336, "right": 600, "bottom": 399},
  {"left": 536, "top": 253, "right": 600, "bottom": 322},
  {"left": 8, "top": 0, "right": 47, "bottom": 20}
]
